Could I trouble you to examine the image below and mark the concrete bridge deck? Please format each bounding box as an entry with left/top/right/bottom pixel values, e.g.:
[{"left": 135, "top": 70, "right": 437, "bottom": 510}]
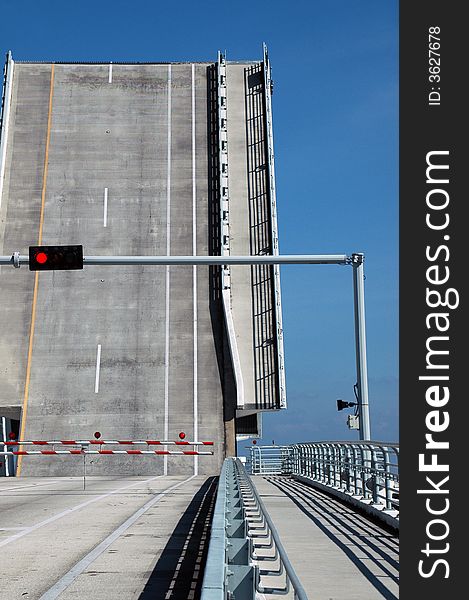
[
  {"left": 252, "top": 475, "right": 399, "bottom": 600},
  {"left": 0, "top": 474, "right": 217, "bottom": 599},
  {"left": 1, "top": 473, "right": 399, "bottom": 599}
]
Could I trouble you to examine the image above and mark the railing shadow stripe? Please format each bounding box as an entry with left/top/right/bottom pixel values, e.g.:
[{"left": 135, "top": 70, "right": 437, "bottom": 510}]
[
  {"left": 265, "top": 476, "right": 399, "bottom": 599},
  {"left": 138, "top": 476, "right": 217, "bottom": 600},
  {"left": 268, "top": 476, "right": 400, "bottom": 569},
  {"left": 282, "top": 477, "right": 400, "bottom": 553}
]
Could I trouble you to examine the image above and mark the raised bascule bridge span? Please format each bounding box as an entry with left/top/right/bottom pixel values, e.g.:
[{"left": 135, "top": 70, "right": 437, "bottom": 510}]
[
  {"left": 0, "top": 47, "right": 398, "bottom": 599},
  {"left": 0, "top": 46, "right": 286, "bottom": 478}
]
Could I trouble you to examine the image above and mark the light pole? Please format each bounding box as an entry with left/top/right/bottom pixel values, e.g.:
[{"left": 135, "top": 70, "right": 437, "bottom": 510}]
[{"left": 351, "top": 253, "right": 371, "bottom": 440}]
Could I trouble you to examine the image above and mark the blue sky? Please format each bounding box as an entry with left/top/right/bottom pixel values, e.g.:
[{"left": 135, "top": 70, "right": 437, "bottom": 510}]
[{"left": 2, "top": 1, "right": 398, "bottom": 444}]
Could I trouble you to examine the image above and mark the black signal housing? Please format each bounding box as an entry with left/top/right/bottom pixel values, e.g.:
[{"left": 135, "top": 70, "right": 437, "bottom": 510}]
[{"left": 29, "top": 245, "right": 84, "bottom": 271}]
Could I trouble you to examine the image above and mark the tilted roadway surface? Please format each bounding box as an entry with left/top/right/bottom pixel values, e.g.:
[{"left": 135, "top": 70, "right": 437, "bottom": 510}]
[
  {"left": 0, "top": 474, "right": 217, "bottom": 599},
  {"left": 0, "top": 62, "right": 225, "bottom": 476}
]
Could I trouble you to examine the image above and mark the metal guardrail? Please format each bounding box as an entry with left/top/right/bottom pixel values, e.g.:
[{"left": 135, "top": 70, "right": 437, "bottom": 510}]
[
  {"left": 248, "top": 441, "right": 399, "bottom": 515},
  {"left": 201, "top": 457, "right": 308, "bottom": 599},
  {"left": 247, "top": 445, "right": 291, "bottom": 475},
  {"left": 291, "top": 441, "right": 399, "bottom": 511}
]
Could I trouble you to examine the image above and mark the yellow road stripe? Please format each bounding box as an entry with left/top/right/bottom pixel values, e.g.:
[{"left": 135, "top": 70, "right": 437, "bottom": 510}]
[{"left": 17, "top": 64, "right": 55, "bottom": 476}]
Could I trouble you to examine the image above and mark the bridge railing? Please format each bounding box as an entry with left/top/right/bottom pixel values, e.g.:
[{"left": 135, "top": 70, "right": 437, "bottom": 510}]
[
  {"left": 247, "top": 441, "right": 399, "bottom": 517},
  {"left": 290, "top": 441, "right": 399, "bottom": 511},
  {"left": 247, "top": 444, "right": 292, "bottom": 475},
  {"left": 201, "top": 457, "right": 308, "bottom": 599}
]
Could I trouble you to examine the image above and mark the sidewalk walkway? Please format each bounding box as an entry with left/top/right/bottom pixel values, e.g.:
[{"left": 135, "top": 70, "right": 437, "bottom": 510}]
[{"left": 251, "top": 475, "right": 399, "bottom": 600}]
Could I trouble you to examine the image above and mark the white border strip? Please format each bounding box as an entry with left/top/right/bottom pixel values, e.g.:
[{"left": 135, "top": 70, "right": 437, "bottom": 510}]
[
  {"left": 164, "top": 65, "right": 172, "bottom": 475},
  {"left": 0, "top": 52, "right": 14, "bottom": 214},
  {"left": 192, "top": 64, "right": 199, "bottom": 476},
  {"left": 222, "top": 290, "right": 244, "bottom": 403}
]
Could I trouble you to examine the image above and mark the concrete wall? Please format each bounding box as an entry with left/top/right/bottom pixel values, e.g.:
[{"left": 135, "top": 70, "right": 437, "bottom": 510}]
[{"left": 0, "top": 56, "right": 284, "bottom": 476}]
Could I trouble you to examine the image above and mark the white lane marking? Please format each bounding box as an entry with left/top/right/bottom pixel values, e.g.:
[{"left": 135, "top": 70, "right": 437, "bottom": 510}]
[
  {"left": 0, "top": 527, "right": 28, "bottom": 531},
  {"left": 1, "top": 416, "right": 9, "bottom": 476},
  {"left": 192, "top": 64, "right": 198, "bottom": 476},
  {"left": 94, "top": 344, "right": 102, "bottom": 393},
  {"left": 103, "top": 187, "right": 108, "bottom": 227},
  {"left": 108, "top": 62, "right": 113, "bottom": 83},
  {"left": 0, "top": 480, "right": 61, "bottom": 492},
  {"left": 164, "top": 65, "right": 172, "bottom": 476},
  {"left": 39, "top": 476, "right": 195, "bottom": 600},
  {"left": 0, "top": 475, "right": 165, "bottom": 548}
]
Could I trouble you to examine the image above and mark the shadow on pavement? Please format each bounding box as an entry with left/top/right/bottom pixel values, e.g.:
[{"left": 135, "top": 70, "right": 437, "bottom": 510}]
[{"left": 138, "top": 476, "right": 217, "bottom": 600}]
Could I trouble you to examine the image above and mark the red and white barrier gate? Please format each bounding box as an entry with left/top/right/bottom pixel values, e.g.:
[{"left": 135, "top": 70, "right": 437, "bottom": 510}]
[
  {"left": 1, "top": 439, "right": 214, "bottom": 456},
  {"left": 1, "top": 450, "right": 212, "bottom": 456},
  {"left": 2, "top": 439, "right": 213, "bottom": 446}
]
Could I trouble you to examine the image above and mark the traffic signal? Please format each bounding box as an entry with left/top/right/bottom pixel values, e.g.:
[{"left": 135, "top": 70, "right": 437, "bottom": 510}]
[{"left": 29, "top": 245, "right": 83, "bottom": 271}]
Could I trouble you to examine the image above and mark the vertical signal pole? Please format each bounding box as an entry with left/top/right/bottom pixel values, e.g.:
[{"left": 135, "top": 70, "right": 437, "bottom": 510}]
[{"left": 352, "top": 253, "right": 371, "bottom": 440}]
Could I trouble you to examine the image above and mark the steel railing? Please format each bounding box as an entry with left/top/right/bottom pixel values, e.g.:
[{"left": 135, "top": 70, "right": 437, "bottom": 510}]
[
  {"left": 201, "top": 457, "right": 308, "bottom": 599},
  {"left": 247, "top": 445, "right": 292, "bottom": 475},
  {"left": 291, "top": 441, "right": 399, "bottom": 511},
  {"left": 248, "top": 441, "right": 399, "bottom": 515}
]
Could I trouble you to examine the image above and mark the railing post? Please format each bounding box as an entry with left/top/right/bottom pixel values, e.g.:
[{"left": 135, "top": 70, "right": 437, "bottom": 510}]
[
  {"left": 327, "top": 444, "right": 333, "bottom": 485},
  {"left": 351, "top": 444, "right": 362, "bottom": 497},
  {"left": 384, "top": 447, "right": 393, "bottom": 509},
  {"left": 371, "top": 445, "right": 379, "bottom": 503}
]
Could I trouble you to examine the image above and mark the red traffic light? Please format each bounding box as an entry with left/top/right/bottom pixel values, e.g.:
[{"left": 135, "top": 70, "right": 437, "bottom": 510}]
[
  {"left": 252, "top": 439, "right": 257, "bottom": 444},
  {"left": 9, "top": 431, "right": 16, "bottom": 440},
  {"left": 178, "top": 432, "right": 186, "bottom": 440},
  {"left": 29, "top": 245, "right": 83, "bottom": 271},
  {"left": 94, "top": 431, "right": 101, "bottom": 439},
  {"left": 36, "top": 252, "right": 48, "bottom": 264}
]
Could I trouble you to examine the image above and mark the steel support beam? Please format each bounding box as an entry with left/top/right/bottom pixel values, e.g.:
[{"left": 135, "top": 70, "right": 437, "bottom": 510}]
[{"left": 1, "top": 253, "right": 350, "bottom": 267}]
